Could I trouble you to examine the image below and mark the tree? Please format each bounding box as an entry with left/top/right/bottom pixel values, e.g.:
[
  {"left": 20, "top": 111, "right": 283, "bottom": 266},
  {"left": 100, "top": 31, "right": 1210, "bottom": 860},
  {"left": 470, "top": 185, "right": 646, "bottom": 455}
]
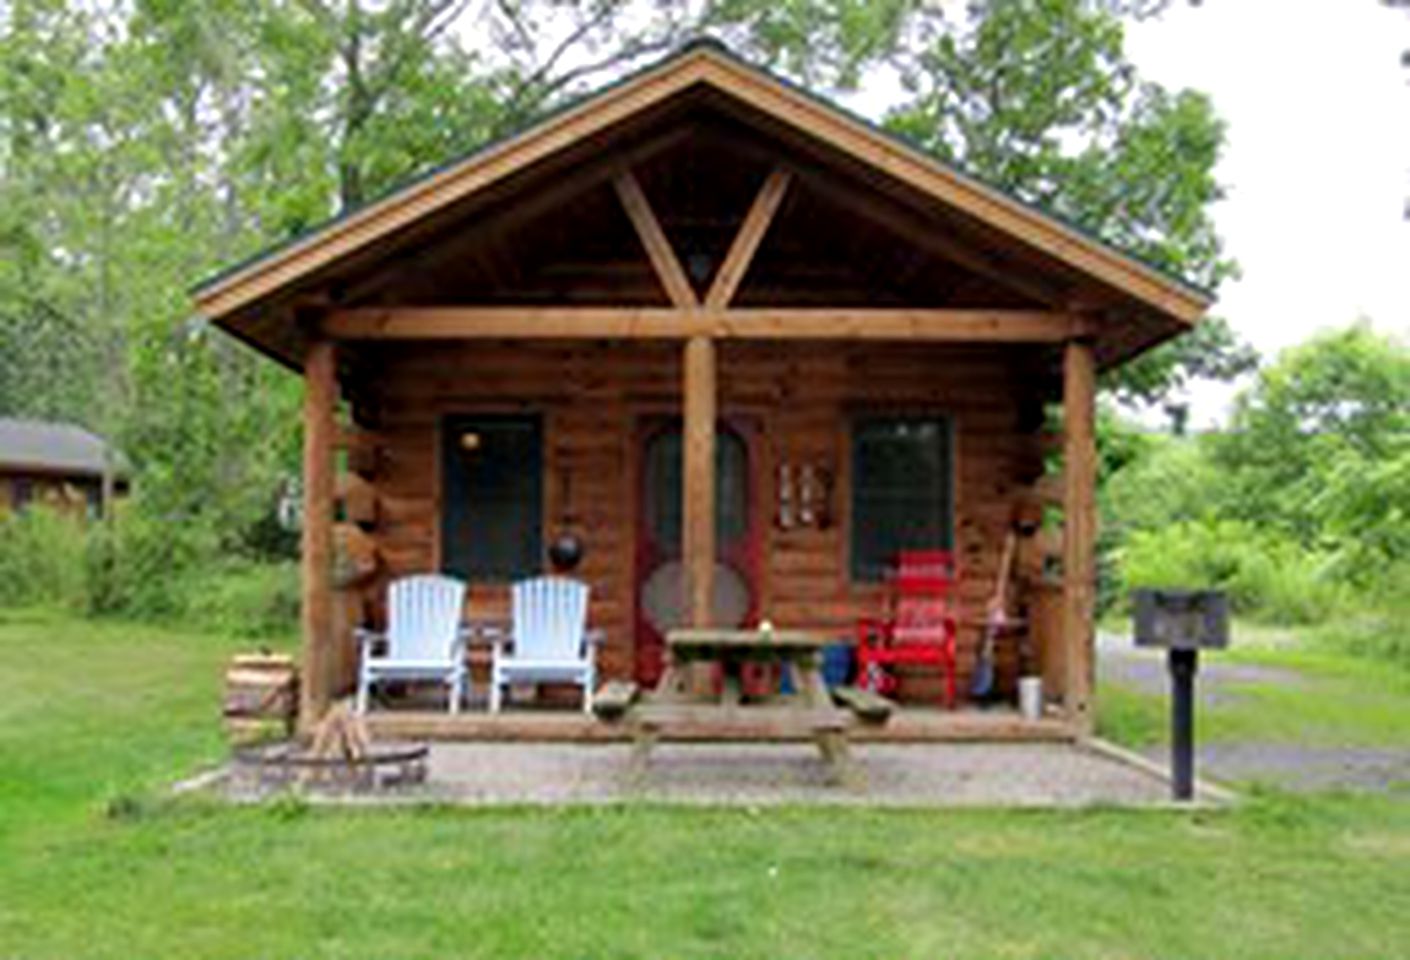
[
  {"left": 885, "top": 0, "right": 1253, "bottom": 407},
  {"left": 1214, "top": 322, "right": 1410, "bottom": 551},
  {"left": 0, "top": 1, "right": 119, "bottom": 423},
  {"left": 1, "top": 0, "right": 1254, "bottom": 575}
]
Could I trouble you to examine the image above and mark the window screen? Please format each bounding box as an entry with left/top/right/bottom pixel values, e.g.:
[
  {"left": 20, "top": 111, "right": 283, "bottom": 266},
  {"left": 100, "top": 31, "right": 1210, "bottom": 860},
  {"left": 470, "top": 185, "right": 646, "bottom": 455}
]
[
  {"left": 441, "top": 415, "right": 543, "bottom": 581},
  {"left": 850, "top": 416, "right": 954, "bottom": 582},
  {"left": 643, "top": 426, "right": 749, "bottom": 557}
]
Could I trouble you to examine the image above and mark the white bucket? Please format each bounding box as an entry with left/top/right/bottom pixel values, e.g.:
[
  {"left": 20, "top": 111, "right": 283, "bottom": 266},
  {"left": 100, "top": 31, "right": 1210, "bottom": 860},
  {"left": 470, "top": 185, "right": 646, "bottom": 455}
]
[{"left": 1018, "top": 676, "right": 1044, "bottom": 720}]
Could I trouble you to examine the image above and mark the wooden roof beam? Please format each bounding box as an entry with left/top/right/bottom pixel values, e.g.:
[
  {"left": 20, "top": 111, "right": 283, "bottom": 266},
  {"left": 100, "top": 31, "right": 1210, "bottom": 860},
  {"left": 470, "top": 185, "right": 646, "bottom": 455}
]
[
  {"left": 705, "top": 167, "right": 791, "bottom": 309},
  {"left": 340, "top": 126, "right": 699, "bottom": 305},
  {"left": 195, "top": 47, "right": 1209, "bottom": 327},
  {"left": 323, "top": 306, "right": 1084, "bottom": 342},
  {"left": 613, "top": 170, "right": 699, "bottom": 308},
  {"left": 798, "top": 168, "right": 1069, "bottom": 309}
]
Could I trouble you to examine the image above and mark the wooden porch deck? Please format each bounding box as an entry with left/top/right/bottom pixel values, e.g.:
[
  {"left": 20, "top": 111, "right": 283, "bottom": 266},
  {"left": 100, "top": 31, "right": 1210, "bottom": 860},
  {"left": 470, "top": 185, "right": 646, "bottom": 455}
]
[{"left": 363, "top": 707, "right": 1077, "bottom": 744}]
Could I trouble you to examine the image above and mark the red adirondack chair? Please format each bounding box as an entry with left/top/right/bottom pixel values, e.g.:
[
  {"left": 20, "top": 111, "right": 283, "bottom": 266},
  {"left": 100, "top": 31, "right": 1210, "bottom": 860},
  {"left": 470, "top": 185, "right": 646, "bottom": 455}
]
[{"left": 854, "top": 550, "right": 959, "bottom": 708}]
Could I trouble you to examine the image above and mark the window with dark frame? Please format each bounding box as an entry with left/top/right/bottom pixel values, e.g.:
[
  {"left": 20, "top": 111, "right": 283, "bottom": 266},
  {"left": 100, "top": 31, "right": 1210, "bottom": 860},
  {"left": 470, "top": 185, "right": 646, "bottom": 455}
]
[
  {"left": 849, "top": 416, "right": 954, "bottom": 582},
  {"left": 440, "top": 415, "right": 543, "bottom": 582},
  {"left": 12, "top": 478, "right": 33, "bottom": 511}
]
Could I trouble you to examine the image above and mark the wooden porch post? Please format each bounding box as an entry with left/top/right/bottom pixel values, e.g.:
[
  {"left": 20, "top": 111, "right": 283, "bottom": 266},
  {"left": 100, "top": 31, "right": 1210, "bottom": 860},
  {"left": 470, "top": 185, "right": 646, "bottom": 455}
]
[
  {"left": 1061, "top": 336, "right": 1097, "bottom": 735},
  {"left": 683, "top": 335, "right": 716, "bottom": 627},
  {"left": 300, "top": 338, "right": 337, "bottom": 729}
]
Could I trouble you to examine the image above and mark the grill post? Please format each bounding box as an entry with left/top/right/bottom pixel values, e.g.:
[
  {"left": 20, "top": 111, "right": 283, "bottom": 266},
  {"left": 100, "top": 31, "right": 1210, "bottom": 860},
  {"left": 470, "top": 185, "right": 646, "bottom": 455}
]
[{"left": 1168, "top": 647, "right": 1199, "bottom": 801}]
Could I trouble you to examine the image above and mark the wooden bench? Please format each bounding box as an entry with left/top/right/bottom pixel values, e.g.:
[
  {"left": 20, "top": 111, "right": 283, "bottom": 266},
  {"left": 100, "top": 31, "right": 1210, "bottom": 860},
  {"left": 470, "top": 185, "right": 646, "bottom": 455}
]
[
  {"left": 830, "top": 685, "right": 896, "bottom": 725},
  {"left": 591, "top": 680, "right": 640, "bottom": 722},
  {"left": 628, "top": 703, "right": 857, "bottom": 785}
]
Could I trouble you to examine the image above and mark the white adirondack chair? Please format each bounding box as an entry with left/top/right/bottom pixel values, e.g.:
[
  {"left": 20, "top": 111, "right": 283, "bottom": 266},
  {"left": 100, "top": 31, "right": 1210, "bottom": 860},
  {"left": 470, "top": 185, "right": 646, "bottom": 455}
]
[
  {"left": 490, "top": 576, "right": 600, "bottom": 714},
  {"left": 355, "top": 574, "right": 471, "bottom": 714}
]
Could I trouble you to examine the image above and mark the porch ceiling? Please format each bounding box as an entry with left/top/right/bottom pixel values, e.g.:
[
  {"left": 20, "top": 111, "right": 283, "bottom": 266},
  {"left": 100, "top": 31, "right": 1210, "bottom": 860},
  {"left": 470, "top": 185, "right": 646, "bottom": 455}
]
[{"left": 194, "top": 42, "right": 1211, "bottom": 376}]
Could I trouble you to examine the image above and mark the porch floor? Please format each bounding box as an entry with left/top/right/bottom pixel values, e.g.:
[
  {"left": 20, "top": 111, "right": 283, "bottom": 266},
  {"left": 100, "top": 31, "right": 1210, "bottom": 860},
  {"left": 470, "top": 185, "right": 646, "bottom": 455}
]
[{"left": 361, "top": 704, "right": 1076, "bottom": 743}]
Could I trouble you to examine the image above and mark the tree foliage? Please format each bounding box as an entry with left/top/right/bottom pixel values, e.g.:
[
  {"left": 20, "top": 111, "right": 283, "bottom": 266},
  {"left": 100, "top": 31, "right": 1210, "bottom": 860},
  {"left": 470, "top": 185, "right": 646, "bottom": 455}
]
[
  {"left": 886, "top": 0, "right": 1251, "bottom": 405},
  {"left": 1105, "top": 323, "right": 1410, "bottom": 635},
  {"left": 1214, "top": 323, "right": 1410, "bottom": 553},
  {"left": 0, "top": 0, "right": 1254, "bottom": 589}
]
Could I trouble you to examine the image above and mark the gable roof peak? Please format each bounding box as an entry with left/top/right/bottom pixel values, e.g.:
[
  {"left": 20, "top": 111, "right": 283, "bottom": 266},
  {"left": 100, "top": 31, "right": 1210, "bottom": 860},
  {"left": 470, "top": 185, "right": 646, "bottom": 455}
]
[{"left": 193, "top": 37, "right": 1212, "bottom": 336}]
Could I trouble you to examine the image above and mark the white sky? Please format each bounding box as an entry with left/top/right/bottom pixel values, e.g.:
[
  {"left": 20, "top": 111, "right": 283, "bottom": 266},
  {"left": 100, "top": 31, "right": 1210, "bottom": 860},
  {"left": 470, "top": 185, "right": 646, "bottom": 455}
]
[{"left": 1124, "top": 1, "right": 1410, "bottom": 424}]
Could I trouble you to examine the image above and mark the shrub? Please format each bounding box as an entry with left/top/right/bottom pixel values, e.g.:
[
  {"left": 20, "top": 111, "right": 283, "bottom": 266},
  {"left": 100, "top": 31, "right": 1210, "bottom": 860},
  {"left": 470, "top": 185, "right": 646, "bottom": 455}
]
[
  {"left": 1311, "top": 561, "right": 1410, "bottom": 669},
  {"left": 85, "top": 503, "right": 220, "bottom": 620},
  {"left": 0, "top": 500, "right": 297, "bottom": 639},
  {"left": 0, "top": 506, "right": 90, "bottom": 611},
  {"left": 178, "top": 560, "right": 299, "bottom": 639},
  {"left": 1116, "top": 518, "right": 1348, "bottom": 625},
  {"left": 1102, "top": 434, "right": 1223, "bottom": 536},
  {"left": 85, "top": 505, "right": 297, "bottom": 637}
]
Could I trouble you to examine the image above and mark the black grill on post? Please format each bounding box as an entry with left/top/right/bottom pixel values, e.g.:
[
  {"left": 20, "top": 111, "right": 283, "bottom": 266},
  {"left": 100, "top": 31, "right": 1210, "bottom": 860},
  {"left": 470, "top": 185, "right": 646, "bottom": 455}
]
[{"left": 1132, "top": 589, "right": 1229, "bottom": 801}]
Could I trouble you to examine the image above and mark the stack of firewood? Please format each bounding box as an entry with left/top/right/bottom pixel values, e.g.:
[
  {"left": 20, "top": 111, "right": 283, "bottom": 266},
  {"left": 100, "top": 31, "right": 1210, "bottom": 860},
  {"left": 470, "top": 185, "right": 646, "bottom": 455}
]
[{"left": 222, "top": 652, "right": 297, "bottom": 744}]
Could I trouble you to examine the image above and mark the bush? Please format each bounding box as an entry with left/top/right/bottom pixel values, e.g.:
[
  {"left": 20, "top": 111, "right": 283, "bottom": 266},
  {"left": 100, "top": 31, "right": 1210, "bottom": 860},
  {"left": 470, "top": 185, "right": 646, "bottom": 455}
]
[
  {"left": 0, "top": 501, "right": 297, "bottom": 640},
  {"left": 0, "top": 507, "right": 90, "bottom": 611},
  {"left": 85, "top": 503, "right": 220, "bottom": 620},
  {"left": 1311, "top": 561, "right": 1410, "bottom": 669},
  {"left": 1116, "top": 518, "right": 1349, "bottom": 625},
  {"left": 1102, "top": 434, "right": 1223, "bottom": 537},
  {"left": 178, "top": 560, "right": 299, "bottom": 639}
]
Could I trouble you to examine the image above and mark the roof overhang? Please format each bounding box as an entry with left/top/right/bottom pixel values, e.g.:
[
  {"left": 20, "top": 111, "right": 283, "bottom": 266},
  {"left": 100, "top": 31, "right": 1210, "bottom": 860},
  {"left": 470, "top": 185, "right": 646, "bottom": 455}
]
[{"left": 193, "top": 41, "right": 1213, "bottom": 364}]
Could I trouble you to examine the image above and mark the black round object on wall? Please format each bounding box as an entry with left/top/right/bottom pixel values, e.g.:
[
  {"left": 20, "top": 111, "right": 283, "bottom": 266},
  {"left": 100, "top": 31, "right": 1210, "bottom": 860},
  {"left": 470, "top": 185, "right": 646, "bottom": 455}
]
[{"left": 548, "top": 533, "right": 585, "bottom": 573}]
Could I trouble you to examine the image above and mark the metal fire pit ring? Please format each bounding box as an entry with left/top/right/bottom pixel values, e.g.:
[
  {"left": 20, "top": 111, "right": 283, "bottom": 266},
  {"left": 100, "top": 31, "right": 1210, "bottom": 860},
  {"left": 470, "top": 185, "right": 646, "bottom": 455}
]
[{"left": 230, "top": 740, "right": 429, "bottom": 794}]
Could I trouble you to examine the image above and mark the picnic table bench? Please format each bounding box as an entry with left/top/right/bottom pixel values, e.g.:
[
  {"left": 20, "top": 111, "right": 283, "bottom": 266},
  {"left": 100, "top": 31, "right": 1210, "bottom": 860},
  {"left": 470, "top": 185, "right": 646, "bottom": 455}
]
[
  {"left": 602, "top": 628, "right": 890, "bottom": 785},
  {"left": 829, "top": 685, "right": 895, "bottom": 725}
]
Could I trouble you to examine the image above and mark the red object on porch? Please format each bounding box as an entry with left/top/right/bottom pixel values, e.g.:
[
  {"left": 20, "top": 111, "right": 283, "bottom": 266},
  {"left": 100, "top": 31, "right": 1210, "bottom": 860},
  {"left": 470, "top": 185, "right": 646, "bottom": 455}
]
[{"left": 854, "top": 550, "right": 959, "bottom": 708}]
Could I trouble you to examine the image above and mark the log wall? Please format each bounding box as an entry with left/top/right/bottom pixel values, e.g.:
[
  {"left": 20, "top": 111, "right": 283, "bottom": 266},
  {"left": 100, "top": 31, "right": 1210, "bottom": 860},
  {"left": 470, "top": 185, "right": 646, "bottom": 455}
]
[{"left": 341, "top": 338, "right": 1057, "bottom": 703}]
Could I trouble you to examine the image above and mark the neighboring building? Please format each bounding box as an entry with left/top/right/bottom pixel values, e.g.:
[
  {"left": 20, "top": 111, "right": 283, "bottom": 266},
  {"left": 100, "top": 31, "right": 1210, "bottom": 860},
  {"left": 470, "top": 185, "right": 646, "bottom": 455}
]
[
  {"left": 193, "top": 41, "right": 1212, "bottom": 736},
  {"left": 0, "top": 418, "right": 130, "bottom": 519}
]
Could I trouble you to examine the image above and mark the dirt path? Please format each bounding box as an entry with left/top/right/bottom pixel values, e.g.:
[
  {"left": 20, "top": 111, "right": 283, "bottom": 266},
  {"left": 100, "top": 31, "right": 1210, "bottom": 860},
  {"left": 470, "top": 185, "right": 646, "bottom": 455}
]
[{"left": 1098, "top": 633, "right": 1410, "bottom": 793}]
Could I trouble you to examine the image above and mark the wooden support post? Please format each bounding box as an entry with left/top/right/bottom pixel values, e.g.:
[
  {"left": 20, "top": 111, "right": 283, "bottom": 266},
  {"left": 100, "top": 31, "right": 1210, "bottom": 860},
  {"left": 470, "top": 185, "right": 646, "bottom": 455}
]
[
  {"left": 683, "top": 335, "right": 716, "bottom": 627},
  {"left": 1061, "top": 336, "right": 1097, "bottom": 735},
  {"left": 300, "top": 339, "right": 338, "bottom": 730},
  {"left": 99, "top": 453, "right": 116, "bottom": 522}
]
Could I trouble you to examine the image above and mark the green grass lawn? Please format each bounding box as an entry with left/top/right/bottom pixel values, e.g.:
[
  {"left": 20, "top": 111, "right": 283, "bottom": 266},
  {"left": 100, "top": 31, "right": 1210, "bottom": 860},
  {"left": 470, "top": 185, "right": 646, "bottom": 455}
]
[
  {"left": 2, "top": 611, "right": 1409, "bottom": 959},
  {"left": 1098, "top": 628, "right": 1410, "bottom": 750}
]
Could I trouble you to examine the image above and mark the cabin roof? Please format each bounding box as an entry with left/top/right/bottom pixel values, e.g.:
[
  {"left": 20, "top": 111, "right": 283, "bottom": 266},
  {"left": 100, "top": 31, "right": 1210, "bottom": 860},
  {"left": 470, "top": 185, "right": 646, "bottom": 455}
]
[
  {"left": 193, "top": 39, "right": 1213, "bottom": 365},
  {"left": 0, "top": 419, "right": 128, "bottom": 478}
]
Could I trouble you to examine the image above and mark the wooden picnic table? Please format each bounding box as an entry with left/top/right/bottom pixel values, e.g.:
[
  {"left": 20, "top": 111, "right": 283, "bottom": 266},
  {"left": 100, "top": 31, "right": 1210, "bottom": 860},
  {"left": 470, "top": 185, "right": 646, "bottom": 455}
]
[{"left": 630, "top": 627, "right": 858, "bottom": 784}]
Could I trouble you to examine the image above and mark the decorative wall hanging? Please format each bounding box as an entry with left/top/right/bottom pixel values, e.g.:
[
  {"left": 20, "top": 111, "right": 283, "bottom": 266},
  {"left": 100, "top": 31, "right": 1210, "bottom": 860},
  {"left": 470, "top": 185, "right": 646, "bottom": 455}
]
[
  {"left": 797, "top": 463, "right": 834, "bottom": 530},
  {"left": 775, "top": 460, "right": 833, "bottom": 531},
  {"left": 775, "top": 462, "right": 797, "bottom": 531}
]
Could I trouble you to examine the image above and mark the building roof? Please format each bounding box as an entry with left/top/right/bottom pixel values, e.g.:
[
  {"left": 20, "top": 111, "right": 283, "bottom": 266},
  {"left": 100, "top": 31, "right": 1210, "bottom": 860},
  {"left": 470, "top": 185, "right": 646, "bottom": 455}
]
[
  {"left": 0, "top": 419, "right": 127, "bottom": 478},
  {"left": 193, "top": 38, "right": 1213, "bottom": 366}
]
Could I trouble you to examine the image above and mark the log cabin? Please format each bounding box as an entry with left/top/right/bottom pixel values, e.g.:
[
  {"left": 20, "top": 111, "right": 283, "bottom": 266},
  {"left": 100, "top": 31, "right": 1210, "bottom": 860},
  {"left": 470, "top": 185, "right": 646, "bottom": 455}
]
[
  {"left": 193, "top": 40, "right": 1212, "bottom": 740},
  {"left": 0, "top": 418, "right": 128, "bottom": 519}
]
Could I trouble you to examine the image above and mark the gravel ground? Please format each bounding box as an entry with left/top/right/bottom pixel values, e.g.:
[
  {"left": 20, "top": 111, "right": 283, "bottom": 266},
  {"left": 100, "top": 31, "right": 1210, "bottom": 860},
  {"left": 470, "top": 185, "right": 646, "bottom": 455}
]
[
  {"left": 1098, "top": 633, "right": 1410, "bottom": 793},
  {"left": 407, "top": 741, "right": 1187, "bottom": 808},
  {"left": 1183, "top": 743, "right": 1410, "bottom": 793}
]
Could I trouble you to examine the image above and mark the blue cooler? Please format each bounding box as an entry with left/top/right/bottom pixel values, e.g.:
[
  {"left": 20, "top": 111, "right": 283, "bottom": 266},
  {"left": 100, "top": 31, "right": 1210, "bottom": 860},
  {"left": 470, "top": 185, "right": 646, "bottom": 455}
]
[
  {"left": 822, "top": 642, "right": 854, "bottom": 687},
  {"left": 780, "top": 642, "right": 854, "bottom": 694}
]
